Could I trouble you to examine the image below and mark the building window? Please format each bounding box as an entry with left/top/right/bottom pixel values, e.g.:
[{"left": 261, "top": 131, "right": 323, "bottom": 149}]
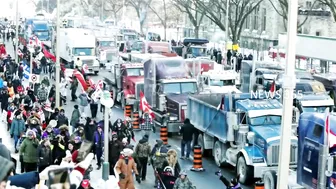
[
  {"left": 262, "top": 8, "right": 266, "bottom": 31},
  {"left": 253, "top": 6, "right": 259, "bottom": 30},
  {"left": 316, "top": 31, "right": 321, "bottom": 36},
  {"left": 245, "top": 7, "right": 250, "bottom": 29}
]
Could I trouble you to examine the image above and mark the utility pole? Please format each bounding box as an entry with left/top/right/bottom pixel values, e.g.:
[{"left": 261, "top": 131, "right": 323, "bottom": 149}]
[
  {"left": 42, "top": 0, "right": 44, "bottom": 12},
  {"left": 224, "top": 0, "right": 230, "bottom": 64},
  {"left": 276, "top": 0, "right": 298, "bottom": 188},
  {"left": 101, "top": 0, "right": 104, "bottom": 21},
  {"left": 15, "top": 0, "right": 19, "bottom": 63},
  {"left": 47, "top": 0, "right": 50, "bottom": 13},
  {"left": 55, "top": 0, "right": 61, "bottom": 108}
]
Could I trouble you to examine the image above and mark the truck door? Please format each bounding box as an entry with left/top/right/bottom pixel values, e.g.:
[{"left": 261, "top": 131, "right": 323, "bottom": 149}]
[{"left": 301, "top": 123, "right": 323, "bottom": 188}]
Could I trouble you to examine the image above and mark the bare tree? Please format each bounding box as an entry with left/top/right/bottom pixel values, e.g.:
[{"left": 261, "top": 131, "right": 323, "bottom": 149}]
[
  {"left": 318, "top": 0, "right": 336, "bottom": 21},
  {"left": 269, "top": 0, "right": 318, "bottom": 31},
  {"left": 148, "top": 0, "right": 180, "bottom": 40},
  {"left": 94, "top": 0, "right": 123, "bottom": 20},
  {"left": 35, "top": 0, "right": 57, "bottom": 13},
  {"left": 173, "top": 0, "right": 206, "bottom": 38},
  {"left": 194, "top": 0, "right": 263, "bottom": 45},
  {"left": 127, "top": 0, "right": 152, "bottom": 34}
]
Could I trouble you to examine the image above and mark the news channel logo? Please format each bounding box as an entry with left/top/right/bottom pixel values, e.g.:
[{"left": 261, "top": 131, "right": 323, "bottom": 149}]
[{"left": 250, "top": 90, "right": 304, "bottom": 99}]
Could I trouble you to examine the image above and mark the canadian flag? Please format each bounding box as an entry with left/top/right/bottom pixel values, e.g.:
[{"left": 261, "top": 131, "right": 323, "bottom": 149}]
[
  {"left": 139, "top": 91, "right": 155, "bottom": 118},
  {"left": 96, "top": 80, "right": 103, "bottom": 90},
  {"left": 82, "top": 64, "right": 89, "bottom": 74},
  {"left": 326, "top": 113, "right": 336, "bottom": 148}
]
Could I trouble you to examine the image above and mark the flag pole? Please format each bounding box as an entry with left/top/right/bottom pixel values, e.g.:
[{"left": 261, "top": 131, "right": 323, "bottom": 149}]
[
  {"left": 276, "top": 0, "right": 298, "bottom": 188},
  {"left": 55, "top": 0, "right": 61, "bottom": 108}
]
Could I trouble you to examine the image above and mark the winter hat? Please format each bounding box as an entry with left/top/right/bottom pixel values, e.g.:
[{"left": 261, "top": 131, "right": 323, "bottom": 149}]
[
  {"left": 81, "top": 179, "right": 90, "bottom": 187},
  {"left": 0, "top": 143, "right": 11, "bottom": 160},
  {"left": 49, "top": 120, "right": 57, "bottom": 128},
  {"left": 74, "top": 105, "right": 79, "bottom": 109},
  {"left": 121, "top": 148, "right": 133, "bottom": 157},
  {"left": 156, "top": 139, "right": 164, "bottom": 146},
  {"left": 179, "top": 169, "right": 187, "bottom": 176},
  {"left": 0, "top": 156, "right": 14, "bottom": 182},
  {"left": 125, "top": 144, "right": 134, "bottom": 150}
]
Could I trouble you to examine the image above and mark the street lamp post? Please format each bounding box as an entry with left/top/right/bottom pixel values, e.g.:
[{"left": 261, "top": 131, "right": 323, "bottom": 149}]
[
  {"left": 15, "top": 0, "right": 19, "bottom": 63},
  {"left": 224, "top": 0, "right": 230, "bottom": 63},
  {"left": 276, "top": 0, "right": 298, "bottom": 188},
  {"left": 47, "top": 0, "right": 50, "bottom": 13},
  {"left": 55, "top": 0, "right": 61, "bottom": 108},
  {"left": 101, "top": 0, "right": 104, "bottom": 21}
]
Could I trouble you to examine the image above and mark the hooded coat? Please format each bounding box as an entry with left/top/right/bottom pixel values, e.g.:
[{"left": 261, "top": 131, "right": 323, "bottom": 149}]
[
  {"left": 115, "top": 155, "right": 139, "bottom": 189},
  {"left": 20, "top": 130, "right": 39, "bottom": 163},
  {"left": 135, "top": 136, "right": 151, "bottom": 158},
  {"left": 10, "top": 117, "right": 25, "bottom": 136}
]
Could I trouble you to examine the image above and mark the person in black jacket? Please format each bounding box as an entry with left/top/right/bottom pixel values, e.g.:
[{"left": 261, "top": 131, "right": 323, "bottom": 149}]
[
  {"left": 179, "top": 118, "right": 195, "bottom": 160},
  {"left": 108, "top": 133, "right": 123, "bottom": 175},
  {"left": 37, "top": 137, "right": 52, "bottom": 173},
  {"left": 215, "top": 171, "right": 242, "bottom": 189}
]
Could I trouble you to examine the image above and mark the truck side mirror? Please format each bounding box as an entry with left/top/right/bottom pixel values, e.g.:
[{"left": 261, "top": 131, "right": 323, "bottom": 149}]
[{"left": 326, "top": 155, "right": 334, "bottom": 177}]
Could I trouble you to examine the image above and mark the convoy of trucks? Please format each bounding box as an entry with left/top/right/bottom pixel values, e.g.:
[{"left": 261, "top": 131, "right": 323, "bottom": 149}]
[
  {"left": 58, "top": 28, "right": 99, "bottom": 74},
  {"left": 96, "top": 36, "right": 118, "bottom": 67}
]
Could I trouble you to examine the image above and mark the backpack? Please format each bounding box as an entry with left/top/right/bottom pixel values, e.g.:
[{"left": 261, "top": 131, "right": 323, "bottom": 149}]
[{"left": 137, "top": 143, "right": 149, "bottom": 158}]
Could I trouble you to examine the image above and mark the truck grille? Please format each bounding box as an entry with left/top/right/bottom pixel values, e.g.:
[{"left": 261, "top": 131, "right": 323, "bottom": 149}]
[
  {"left": 106, "top": 52, "right": 114, "bottom": 61},
  {"left": 82, "top": 59, "right": 94, "bottom": 66},
  {"left": 136, "top": 83, "right": 144, "bottom": 99},
  {"left": 267, "top": 144, "right": 297, "bottom": 166}
]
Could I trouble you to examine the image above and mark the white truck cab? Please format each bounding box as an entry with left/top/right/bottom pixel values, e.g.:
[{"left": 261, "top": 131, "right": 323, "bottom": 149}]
[
  {"left": 200, "top": 70, "right": 241, "bottom": 93},
  {"left": 59, "top": 28, "right": 99, "bottom": 74}
]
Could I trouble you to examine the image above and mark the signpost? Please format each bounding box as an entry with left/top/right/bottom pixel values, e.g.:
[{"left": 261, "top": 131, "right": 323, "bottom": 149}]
[
  {"left": 29, "top": 74, "right": 39, "bottom": 83},
  {"left": 100, "top": 90, "right": 114, "bottom": 181}
]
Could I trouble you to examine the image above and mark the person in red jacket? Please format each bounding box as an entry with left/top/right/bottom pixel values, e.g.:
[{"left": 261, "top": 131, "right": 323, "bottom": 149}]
[{"left": 0, "top": 44, "right": 6, "bottom": 57}]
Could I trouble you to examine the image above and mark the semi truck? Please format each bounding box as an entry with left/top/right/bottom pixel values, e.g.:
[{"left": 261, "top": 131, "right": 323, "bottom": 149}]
[
  {"left": 187, "top": 93, "right": 299, "bottom": 183},
  {"left": 172, "top": 38, "right": 209, "bottom": 58},
  {"left": 144, "top": 57, "right": 198, "bottom": 133},
  {"left": 58, "top": 28, "right": 99, "bottom": 74},
  {"left": 96, "top": 36, "right": 118, "bottom": 67},
  {"left": 31, "top": 20, "right": 51, "bottom": 47},
  {"left": 104, "top": 53, "right": 166, "bottom": 110},
  {"left": 263, "top": 112, "right": 336, "bottom": 189}
]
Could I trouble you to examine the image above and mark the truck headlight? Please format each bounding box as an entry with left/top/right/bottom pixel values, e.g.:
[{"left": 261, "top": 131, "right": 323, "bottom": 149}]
[
  {"left": 252, "top": 157, "right": 264, "bottom": 163},
  {"left": 169, "top": 116, "right": 178, "bottom": 121}
]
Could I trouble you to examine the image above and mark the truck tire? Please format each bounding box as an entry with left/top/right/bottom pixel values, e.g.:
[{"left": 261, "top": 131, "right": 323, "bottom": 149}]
[
  {"left": 236, "top": 156, "right": 253, "bottom": 184},
  {"left": 264, "top": 170, "right": 277, "bottom": 189},
  {"left": 213, "top": 140, "right": 227, "bottom": 167}
]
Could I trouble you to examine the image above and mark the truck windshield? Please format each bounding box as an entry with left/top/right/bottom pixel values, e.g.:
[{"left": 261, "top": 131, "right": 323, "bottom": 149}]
[
  {"left": 249, "top": 115, "right": 282, "bottom": 126},
  {"left": 210, "top": 79, "right": 235, "bottom": 86},
  {"left": 163, "top": 82, "right": 197, "bottom": 94},
  {"left": 190, "top": 47, "right": 206, "bottom": 57},
  {"left": 100, "top": 41, "right": 115, "bottom": 47},
  {"left": 302, "top": 106, "right": 332, "bottom": 113},
  {"left": 126, "top": 68, "right": 144, "bottom": 76},
  {"left": 124, "top": 34, "right": 137, "bottom": 41},
  {"left": 34, "top": 31, "right": 49, "bottom": 40},
  {"left": 73, "top": 48, "right": 94, "bottom": 56}
]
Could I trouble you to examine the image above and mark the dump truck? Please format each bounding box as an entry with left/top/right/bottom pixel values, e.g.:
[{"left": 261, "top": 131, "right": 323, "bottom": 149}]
[
  {"left": 187, "top": 93, "right": 299, "bottom": 184},
  {"left": 144, "top": 57, "right": 198, "bottom": 133}
]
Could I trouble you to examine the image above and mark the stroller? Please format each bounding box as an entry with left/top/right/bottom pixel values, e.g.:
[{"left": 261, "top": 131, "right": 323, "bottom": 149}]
[{"left": 155, "top": 166, "right": 177, "bottom": 189}]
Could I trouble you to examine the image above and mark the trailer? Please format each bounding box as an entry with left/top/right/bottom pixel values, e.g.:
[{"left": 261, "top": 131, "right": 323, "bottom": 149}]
[{"left": 187, "top": 93, "right": 299, "bottom": 183}]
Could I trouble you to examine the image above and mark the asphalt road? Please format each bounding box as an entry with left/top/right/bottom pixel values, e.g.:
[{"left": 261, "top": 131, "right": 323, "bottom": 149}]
[{"left": 3, "top": 40, "right": 254, "bottom": 189}]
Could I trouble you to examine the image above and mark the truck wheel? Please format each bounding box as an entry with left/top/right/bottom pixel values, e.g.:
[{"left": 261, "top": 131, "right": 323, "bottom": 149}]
[
  {"left": 264, "top": 170, "right": 277, "bottom": 189},
  {"left": 213, "top": 141, "right": 227, "bottom": 167},
  {"left": 236, "top": 156, "right": 253, "bottom": 184}
]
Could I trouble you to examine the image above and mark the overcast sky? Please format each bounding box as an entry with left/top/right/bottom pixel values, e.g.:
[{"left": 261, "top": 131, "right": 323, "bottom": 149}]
[{"left": 1, "top": 0, "right": 36, "bottom": 18}]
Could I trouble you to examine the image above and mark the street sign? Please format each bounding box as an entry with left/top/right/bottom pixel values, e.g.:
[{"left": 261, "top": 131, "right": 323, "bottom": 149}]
[
  {"left": 100, "top": 90, "right": 114, "bottom": 108},
  {"left": 29, "top": 74, "right": 40, "bottom": 83}
]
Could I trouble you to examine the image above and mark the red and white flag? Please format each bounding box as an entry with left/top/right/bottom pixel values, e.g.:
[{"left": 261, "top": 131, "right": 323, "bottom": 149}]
[
  {"left": 88, "top": 78, "right": 95, "bottom": 89},
  {"left": 96, "top": 80, "right": 103, "bottom": 90},
  {"left": 73, "top": 70, "right": 88, "bottom": 92},
  {"left": 82, "top": 64, "right": 89, "bottom": 74},
  {"left": 217, "top": 96, "right": 224, "bottom": 110},
  {"left": 41, "top": 42, "right": 56, "bottom": 62},
  {"left": 326, "top": 113, "right": 336, "bottom": 148},
  {"left": 139, "top": 91, "right": 155, "bottom": 118}
]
